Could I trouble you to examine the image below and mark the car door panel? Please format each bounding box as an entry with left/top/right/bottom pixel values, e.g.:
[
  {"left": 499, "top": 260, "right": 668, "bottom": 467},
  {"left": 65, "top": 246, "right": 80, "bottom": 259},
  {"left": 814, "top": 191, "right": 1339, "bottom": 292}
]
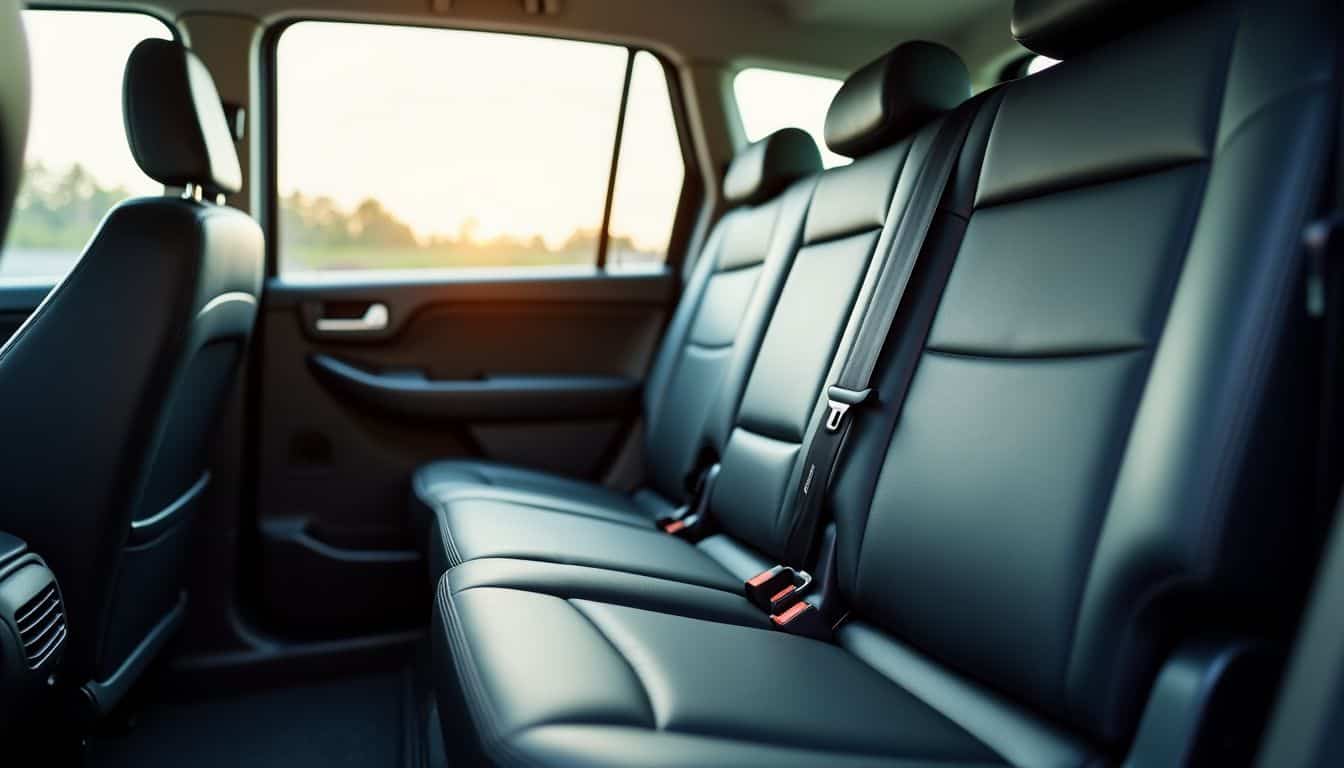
[{"left": 252, "top": 271, "right": 670, "bottom": 635}]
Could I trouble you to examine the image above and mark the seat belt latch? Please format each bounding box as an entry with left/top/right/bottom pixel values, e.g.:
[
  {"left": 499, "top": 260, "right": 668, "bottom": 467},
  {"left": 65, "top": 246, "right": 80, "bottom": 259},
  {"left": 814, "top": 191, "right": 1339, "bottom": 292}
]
[
  {"left": 657, "top": 463, "right": 721, "bottom": 540},
  {"left": 823, "top": 386, "right": 871, "bottom": 432},
  {"left": 658, "top": 513, "right": 699, "bottom": 537},
  {"left": 744, "top": 565, "right": 812, "bottom": 614},
  {"left": 770, "top": 600, "right": 832, "bottom": 641}
]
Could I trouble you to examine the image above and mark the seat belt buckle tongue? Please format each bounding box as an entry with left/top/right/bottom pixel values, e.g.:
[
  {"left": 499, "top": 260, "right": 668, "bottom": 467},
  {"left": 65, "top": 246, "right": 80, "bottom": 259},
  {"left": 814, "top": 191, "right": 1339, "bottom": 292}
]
[
  {"left": 823, "top": 386, "right": 871, "bottom": 432},
  {"left": 744, "top": 565, "right": 812, "bottom": 614}
]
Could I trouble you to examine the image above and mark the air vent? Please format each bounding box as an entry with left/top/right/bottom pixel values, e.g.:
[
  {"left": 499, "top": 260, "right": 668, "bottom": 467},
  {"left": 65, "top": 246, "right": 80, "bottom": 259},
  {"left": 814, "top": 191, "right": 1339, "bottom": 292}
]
[{"left": 14, "top": 584, "right": 65, "bottom": 669}]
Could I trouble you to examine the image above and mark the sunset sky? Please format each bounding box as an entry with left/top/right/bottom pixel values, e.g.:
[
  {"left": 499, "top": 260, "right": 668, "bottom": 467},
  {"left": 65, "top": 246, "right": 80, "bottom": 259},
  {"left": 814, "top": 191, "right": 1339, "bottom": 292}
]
[
  {"left": 16, "top": 13, "right": 841, "bottom": 256},
  {"left": 18, "top": 13, "right": 685, "bottom": 254},
  {"left": 21, "top": 11, "right": 170, "bottom": 194},
  {"left": 277, "top": 21, "right": 683, "bottom": 251}
]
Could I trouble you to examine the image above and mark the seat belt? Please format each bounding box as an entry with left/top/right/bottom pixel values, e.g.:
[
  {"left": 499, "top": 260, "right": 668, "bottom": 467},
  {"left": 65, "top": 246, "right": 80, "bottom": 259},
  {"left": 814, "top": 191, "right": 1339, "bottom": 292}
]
[{"left": 780, "top": 104, "right": 978, "bottom": 565}]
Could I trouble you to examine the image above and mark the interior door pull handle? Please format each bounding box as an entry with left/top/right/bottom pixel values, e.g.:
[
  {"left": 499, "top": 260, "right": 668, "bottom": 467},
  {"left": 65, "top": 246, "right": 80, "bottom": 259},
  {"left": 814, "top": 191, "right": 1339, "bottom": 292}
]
[{"left": 315, "top": 303, "right": 389, "bottom": 333}]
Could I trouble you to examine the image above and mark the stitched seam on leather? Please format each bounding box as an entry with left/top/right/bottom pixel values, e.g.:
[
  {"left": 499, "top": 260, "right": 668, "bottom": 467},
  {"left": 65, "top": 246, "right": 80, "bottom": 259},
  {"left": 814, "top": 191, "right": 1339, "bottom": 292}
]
[
  {"left": 432, "top": 493, "right": 651, "bottom": 531},
  {"left": 923, "top": 345, "right": 1148, "bottom": 361},
  {"left": 730, "top": 421, "right": 804, "bottom": 451},
  {"left": 1214, "top": 76, "right": 1334, "bottom": 156},
  {"left": 437, "top": 584, "right": 540, "bottom": 768},
  {"left": 683, "top": 339, "right": 736, "bottom": 352},
  {"left": 801, "top": 222, "right": 884, "bottom": 249},
  {"left": 434, "top": 502, "right": 464, "bottom": 569},
  {"left": 566, "top": 601, "right": 660, "bottom": 729},
  {"left": 444, "top": 549, "right": 735, "bottom": 593},
  {"left": 975, "top": 156, "right": 1208, "bottom": 213},
  {"left": 446, "top": 566, "right": 763, "bottom": 629}
]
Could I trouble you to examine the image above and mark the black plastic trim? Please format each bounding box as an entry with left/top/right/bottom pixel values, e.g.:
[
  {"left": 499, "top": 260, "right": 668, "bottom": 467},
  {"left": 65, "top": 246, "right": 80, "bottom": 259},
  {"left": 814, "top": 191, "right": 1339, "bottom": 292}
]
[
  {"left": 80, "top": 592, "right": 186, "bottom": 719},
  {"left": 308, "top": 354, "right": 639, "bottom": 423}
]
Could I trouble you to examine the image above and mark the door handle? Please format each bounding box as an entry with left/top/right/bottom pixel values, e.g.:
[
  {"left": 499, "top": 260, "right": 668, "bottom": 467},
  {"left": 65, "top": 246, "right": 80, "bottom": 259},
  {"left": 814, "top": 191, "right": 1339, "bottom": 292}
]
[{"left": 315, "top": 303, "right": 389, "bottom": 333}]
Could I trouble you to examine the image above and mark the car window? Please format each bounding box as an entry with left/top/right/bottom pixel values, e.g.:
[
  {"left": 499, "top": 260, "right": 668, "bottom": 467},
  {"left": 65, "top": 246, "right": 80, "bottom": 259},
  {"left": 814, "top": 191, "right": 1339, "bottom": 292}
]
[
  {"left": 733, "top": 67, "right": 846, "bottom": 168},
  {"left": 605, "top": 51, "right": 685, "bottom": 273},
  {"left": 0, "top": 10, "right": 172, "bottom": 284},
  {"left": 275, "top": 22, "right": 687, "bottom": 279}
]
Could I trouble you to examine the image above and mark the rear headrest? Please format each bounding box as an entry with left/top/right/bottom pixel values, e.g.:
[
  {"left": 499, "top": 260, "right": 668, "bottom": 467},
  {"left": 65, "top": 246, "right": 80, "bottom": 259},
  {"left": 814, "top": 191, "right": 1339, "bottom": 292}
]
[
  {"left": 123, "top": 39, "right": 242, "bottom": 196},
  {"left": 1012, "top": 0, "right": 1193, "bottom": 60},
  {"left": 824, "top": 42, "right": 970, "bottom": 160},
  {"left": 0, "top": 0, "right": 30, "bottom": 245},
  {"left": 723, "top": 127, "right": 821, "bottom": 207}
]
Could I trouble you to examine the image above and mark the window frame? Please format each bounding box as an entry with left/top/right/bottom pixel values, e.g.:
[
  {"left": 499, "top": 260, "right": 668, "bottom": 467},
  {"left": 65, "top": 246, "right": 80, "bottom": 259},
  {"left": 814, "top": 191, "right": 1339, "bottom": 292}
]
[{"left": 261, "top": 18, "right": 702, "bottom": 282}]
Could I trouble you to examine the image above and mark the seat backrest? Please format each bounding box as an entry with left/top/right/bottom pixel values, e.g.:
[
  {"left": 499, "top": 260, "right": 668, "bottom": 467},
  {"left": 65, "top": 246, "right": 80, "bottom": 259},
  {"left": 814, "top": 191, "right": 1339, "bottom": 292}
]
[
  {"left": 0, "top": 38, "right": 263, "bottom": 688},
  {"left": 709, "top": 42, "right": 972, "bottom": 561},
  {"left": 829, "top": 0, "right": 1339, "bottom": 749},
  {"left": 0, "top": 0, "right": 28, "bottom": 244},
  {"left": 640, "top": 128, "right": 820, "bottom": 502}
]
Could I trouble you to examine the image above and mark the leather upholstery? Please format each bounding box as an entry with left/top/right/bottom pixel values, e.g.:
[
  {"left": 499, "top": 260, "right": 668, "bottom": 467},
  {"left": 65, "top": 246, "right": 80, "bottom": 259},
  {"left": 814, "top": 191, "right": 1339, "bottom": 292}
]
[
  {"left": 0, "top": 41, "right": 263, "bottom": 704},
  {"left": 832, "top": 0, "right": 1337, "bottom": 746},
  {"left": 123, "top": 38, "right": 243, "bottom": 195},
  {"left": 722, "top": 127, "right": 821, "bottom": 205},
  {"left": 436, "top": 579, "right": 1008, "bottom": 767},
  {"left": 419, "top": 44, "right": 968, "bottom": 581},
  {"left": 1012, "top": 0, "right": 1197, "bottom": 60},
  {"left": 824, "top": 41, "right": 970, "bottom": 159},
  {"left": 0, "top": 0, "right": 29, "bottom": 244},
  {"left": 412, "top": 133, "right": 821, "bottom": 536},
  {"left": 430, "top": 0, "right": 1340, "bottom": 764}
]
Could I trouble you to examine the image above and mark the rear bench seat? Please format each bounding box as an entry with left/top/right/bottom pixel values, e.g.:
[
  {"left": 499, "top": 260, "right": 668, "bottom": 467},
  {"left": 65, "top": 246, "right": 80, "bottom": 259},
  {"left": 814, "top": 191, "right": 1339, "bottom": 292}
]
[
  {"left": 421, "top": 42, "right": 973, "bottom": 585},
  {"left": 412, "top": 127, "right": 821, "bottom": 535},
  {"left": 430, "top": 0, "right": 1340, "bottom": 764}
]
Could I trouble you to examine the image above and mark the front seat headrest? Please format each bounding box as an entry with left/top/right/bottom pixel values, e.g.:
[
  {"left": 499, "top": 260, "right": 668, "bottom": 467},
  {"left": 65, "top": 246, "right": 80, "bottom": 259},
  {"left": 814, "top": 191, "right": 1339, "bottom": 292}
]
[
  {"left": 1012, "top": 0, "right": 1197, "bottom": 60},
  {"left": 123, "top": 38, "right": 242, "bottom": 196},
  {"left": 723, "top": 127, "right": 822, "bottom": 207},
  {"left": 0, "top": 0, "right": 30, "bottom": 245},
  {"left": 823, "top": 41, "right": 970, "bottom": 160}
]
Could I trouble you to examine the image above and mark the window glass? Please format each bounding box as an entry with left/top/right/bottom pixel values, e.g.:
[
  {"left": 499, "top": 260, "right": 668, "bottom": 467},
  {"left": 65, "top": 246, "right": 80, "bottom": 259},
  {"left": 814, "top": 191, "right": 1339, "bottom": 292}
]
[
  {"left": 1, "top": 11, "right": 172, "bottom": 283},
  {"left": 606, "top": 52, "right": 684, "bottom": 272},
  {"left": 733, "top": 67, "right": 846, "bottom": 168},
  {"left": 276, "top": 23, "right": 685, "bottom": 279}
]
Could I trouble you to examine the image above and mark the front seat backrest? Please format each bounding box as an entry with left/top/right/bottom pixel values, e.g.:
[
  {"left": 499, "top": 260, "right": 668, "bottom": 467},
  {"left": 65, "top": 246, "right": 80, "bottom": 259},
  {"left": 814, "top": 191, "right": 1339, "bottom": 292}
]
[
  {"left": 0, "top": 38, "right": 263, "bottom": 716},
  {"left": 0, "top": 0, "right": 29, "bottom": 244}
]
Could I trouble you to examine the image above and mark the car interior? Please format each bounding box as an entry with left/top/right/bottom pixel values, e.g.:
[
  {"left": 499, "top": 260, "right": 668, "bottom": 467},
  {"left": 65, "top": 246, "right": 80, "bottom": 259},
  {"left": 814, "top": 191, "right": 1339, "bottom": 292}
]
[{"left": 0, "top": 0, "right": 1342, "bottom": 765}]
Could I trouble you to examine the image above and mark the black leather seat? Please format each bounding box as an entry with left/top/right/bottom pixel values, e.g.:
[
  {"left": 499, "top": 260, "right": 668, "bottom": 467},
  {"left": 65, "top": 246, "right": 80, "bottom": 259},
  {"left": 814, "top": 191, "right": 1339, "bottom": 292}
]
[
  {"left": 421, "top": 42, "right": 972, "bottom": 584},
  {"left": 0, "top": 39, "right": 263, "bottom": 716},
  {"left": 412, "top": 127, "right": 823, "bottom": 535},
  {"left": 429, "top": 0, "right": 1340, "bottom": 764}
]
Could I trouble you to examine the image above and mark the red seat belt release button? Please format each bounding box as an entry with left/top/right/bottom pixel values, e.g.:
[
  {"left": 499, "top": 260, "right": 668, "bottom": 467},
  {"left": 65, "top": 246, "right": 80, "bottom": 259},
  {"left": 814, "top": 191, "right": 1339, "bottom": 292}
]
[
  {"left": 744, "top": 565, "right": 811, "bottom": 614},
  {"left": 770, "top": 601, "right": 832, "bottom": 641}
]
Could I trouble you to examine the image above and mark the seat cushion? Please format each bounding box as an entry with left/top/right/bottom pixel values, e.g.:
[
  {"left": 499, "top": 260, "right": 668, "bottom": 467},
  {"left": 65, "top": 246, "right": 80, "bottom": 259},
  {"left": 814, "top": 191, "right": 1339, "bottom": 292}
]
[
  {"left": 412, "top": 458, "right": 674, "bottom": 530},
  {"left": 434, "top": 577, "right": 1010, "bottom": 768},
  {"left": 429, "top": 496, "right": 747, "bottom": 591}
]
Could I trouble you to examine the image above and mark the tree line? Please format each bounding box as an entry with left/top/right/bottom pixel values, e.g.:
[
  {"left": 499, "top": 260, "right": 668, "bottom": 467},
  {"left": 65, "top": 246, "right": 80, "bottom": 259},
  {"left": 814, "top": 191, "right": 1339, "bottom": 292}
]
[{"left": 6, "top": 162, "right": 657, "bottom": 270}]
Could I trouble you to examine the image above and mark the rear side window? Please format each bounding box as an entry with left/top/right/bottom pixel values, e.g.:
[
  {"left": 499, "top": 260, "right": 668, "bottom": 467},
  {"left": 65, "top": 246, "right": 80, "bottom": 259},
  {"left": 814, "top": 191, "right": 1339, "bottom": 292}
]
[
  {"left": 1, "top": 10, "right": 172, "bottom": 284},
  {"left": 733, "top": 67, "right": 846, "bottom": 168},
  {"left": 274, "top": 23, "right": 687, "bottom": 279}
]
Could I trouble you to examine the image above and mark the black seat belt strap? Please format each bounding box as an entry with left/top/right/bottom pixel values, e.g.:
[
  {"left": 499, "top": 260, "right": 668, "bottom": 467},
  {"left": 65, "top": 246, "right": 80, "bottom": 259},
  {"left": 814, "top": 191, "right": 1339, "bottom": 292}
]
[{"left": 783, "top": 105, "right": 977, "bottom": 564}]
